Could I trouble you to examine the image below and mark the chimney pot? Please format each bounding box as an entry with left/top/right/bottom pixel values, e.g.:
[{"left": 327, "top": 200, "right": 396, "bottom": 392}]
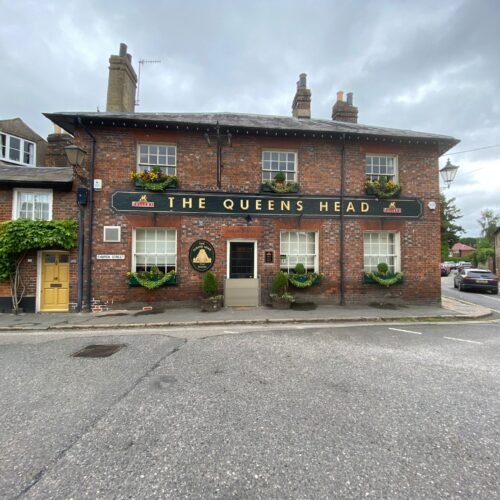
[
  {"left": 346, "top": 92, "right": 353, "bottom": 105},
  {"left": 291, "top": 73, "right": 311, "bottom": 119},
  {"left": 298, "top": 73, "right": 307, "bottom": 88},
  {"left": 332, "top": 90, "right": 358, "bottom": 123},
  {"left": 336, "top": 90, "right": 344, "bottom": 102},
  {"left": 119, "top": 43, "right": 127, "bottom": 56}
]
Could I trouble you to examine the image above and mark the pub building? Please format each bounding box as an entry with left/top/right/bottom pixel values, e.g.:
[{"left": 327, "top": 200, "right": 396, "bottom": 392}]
[{"left": 38, "top": 44, "right": 457, "bottom": 312}]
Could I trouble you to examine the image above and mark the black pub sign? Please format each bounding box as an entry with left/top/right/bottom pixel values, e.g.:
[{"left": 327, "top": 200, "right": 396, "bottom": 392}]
[
  {"left": 111, "top": 191, "right": 422, "bottom": 218},
  {"left": 189, "top": 240, "right": 215, "bottom": 272}
]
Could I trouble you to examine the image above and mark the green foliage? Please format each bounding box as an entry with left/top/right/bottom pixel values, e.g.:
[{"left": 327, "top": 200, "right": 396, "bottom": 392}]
[
  {"left": 440, "top": 194, "right": 464, "bottom": 254},
  {"left": 202, "top": 270, "right": 218, "bottom": 297},
  {"left": 478, "top": 209, "right": 500, "bottom": 245},
  {"left": 365, "top": 176, "right": 401, "bottom": 199},
  {"left": 274, "top": 171, "right": 286, "bottom": 183},
  {"left": 471, "top": 246, "right": 494, "bottom": 267},
  {"left": 288, "top": 272, "right": 324, "bottom": 288},
  {"left": 271, "top": 271, "right": 289, "bottom": 297},
  {"left": 364, "top": 270, "right": 404, "bottom": 287},
  {"left": 459, "top": 237, "right": 478, "bottom": 247},
  {"left": 264, "top": 180, "right": 299, "bottom": 193},
  {"left": 127, "top": 267, "right": 176, "bottom": 289},
  {"left": 377, "top": 262, "right": 389, "bottom": 275},
  {"left": 0, "top": 219, "right": 78, "bottom": 281},
  {"left": 130, "top": 166, "right": 178, "bottom": 191},
  {"left": 294, "top": 263, "right": 306, "bottom": 275}
]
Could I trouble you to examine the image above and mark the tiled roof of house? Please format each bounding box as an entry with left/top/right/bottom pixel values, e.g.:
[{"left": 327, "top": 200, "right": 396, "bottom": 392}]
[
  {"left": 44, "top": 111, "right": 459, "bottom": 155},
  {"left": 452, "top": 242, "right": 475, "bottom": 251}
]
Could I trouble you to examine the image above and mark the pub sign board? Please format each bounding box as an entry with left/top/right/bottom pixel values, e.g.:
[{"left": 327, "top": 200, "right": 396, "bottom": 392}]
[
  {"left": 189, "top": 240, "right": 215, "bottom": 272},
  {"left": 111, "top": 191, "right": 423, "bottom": 219}
]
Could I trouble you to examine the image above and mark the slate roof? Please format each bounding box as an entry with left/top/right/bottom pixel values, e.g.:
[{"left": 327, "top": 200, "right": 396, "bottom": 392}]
[
  {"left": 0, "top": 165, "right": 73, "bottom": 190},
  {"left": 44, "top": 111, "right": 459, "bottom": 155},
  {"left": 0, "top": 118, "right": 45, "bottom": 143}
]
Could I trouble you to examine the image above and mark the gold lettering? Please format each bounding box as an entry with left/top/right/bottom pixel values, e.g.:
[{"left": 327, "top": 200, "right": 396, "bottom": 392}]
[
  {"left": 296, "top": 200, "right": 303, "bottom": 212},
  {"left": 255, "top": 199, "right": 262, "bottom": 211},
  {"left": 361, "top": 202, "right": 369, "bottom": 213},
  {"left": 168, "top": 197, "right": 175, "bottom": 208},
  {"left": 240, "top": 199, "right": 249, "bottom": 210},
  {"left": 182, "top": 197, "right": 193, "bottom": 209},
  {"left": 223, "top": 199, "right": 234, "bottom": 210},
  {"left": 198, "top": 197, "right": 206, "bottom": 209},
  {"left": 320, "top": 201, "right": 329, "bottom": 212},
  {"left": 334, "top": 201, "right": 341, "bottom": 212},
  {"left": 268, "top": 200, "right": 275, "bottom": 211},
  {"left": 281, "top": 200, "right": 291, "bottom": 211},
  {"left": 346, "top": 201, "right": 355, "bottom": 213}
]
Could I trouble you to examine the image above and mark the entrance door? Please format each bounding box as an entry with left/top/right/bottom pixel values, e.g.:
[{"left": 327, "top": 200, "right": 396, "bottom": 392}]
[
  {"left": 41, "top": 252, "right": 70, "bottom": 312},
  {"left": 229, "top": 242, "right": 255, "bottom": 278}
]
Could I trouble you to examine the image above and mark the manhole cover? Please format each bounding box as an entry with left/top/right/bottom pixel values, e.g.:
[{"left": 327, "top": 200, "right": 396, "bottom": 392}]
[{"left": 72, "top": 344, "right": 125, "bottom": 358}]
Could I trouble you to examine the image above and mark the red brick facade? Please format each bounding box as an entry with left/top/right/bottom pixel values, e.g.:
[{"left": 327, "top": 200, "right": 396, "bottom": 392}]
[{"left": 63, "top": 125, "right": 443, "bottom": 310}]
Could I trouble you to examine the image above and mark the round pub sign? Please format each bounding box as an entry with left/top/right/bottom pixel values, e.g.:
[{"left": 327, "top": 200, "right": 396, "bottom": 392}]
[{"left": 189, "top": 239, "right": 215, "bottom": 272}]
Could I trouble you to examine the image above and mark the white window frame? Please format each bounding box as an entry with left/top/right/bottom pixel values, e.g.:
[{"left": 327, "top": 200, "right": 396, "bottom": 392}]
[
  {"left": 137, "top": 143, "right": 177, "bottom": 176},
  {"left": 12, "top": 189, "right": 53, "bottom": 220},
  {"left": 103, "top": 226, "right": 121, "bottom": 243},
  {"left": 262, "top": 150, "right": 297, "bottom": 182},
  {"left": 363, "top": 231, "right": 401, "bottom": 273},
  {"left": 365, "top": 155, "right": 398, "bottom": 182},
  {"left": 132, "top": 228, "right": 177, "bottom": 273},
  {"left": 280, "top": 231, "right": 319, "bottom": 273},
  {"left": 0, "top": 133, "right": 36, "bottom": 166}
]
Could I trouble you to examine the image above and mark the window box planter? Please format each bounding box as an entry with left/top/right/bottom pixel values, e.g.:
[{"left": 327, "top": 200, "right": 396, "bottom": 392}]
[
  {"left": 363, "top": 272, "right": 404, "bottom": 286},
  {"left": 364, "top": 176, "right": 401, "bottom": 199},
  {"left": 288, "top": 272, "right": 324, "bottom": 288},
  {"left": 128, "top": 272, "right": 177, "bottom": 288},
  {"left": 261, "top": 182, "right": 299, "bottom": 194},
  {"left": 133, "top": 178, "right": 178, "bottom": 191}
]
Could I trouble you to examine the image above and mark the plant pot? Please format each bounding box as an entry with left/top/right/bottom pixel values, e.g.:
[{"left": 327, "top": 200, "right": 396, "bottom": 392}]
[
  {"left": 200, "top": 296, "right": 223, "bottom": 312},
  {"left": 270, "top": 296, "right": 293, "bottom": 309},
  {"left": 260, "top": 183, "right": 299, "bottom": 194}
]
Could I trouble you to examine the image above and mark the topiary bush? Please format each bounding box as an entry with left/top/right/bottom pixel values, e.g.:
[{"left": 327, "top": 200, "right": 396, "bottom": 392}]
[
  {"left": 294, "top": 263, "right": 306, "bottom": 275},
  {"left": 274, "top": 171, "right": 286, "bottom": 183},
  {"left": 271, "top": 271, "right": 289, "bottom": 297},
  {"left": 377, "top": 262, "right": 389, "bottom": 275},
  {"left": 202, "top": 270, "right": 218, "bottom": 297}
]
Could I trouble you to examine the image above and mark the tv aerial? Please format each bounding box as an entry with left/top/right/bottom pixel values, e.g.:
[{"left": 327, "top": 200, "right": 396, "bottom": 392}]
[{"left": 135, "top": 58, "right": 161, "bottom": 106}]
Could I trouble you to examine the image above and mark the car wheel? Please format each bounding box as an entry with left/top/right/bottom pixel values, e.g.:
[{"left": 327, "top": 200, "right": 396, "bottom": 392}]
[
  {"left": 459, "top": 283, "right": 464, "bottom": 291},
  {"left": 454, "top": 281, "right": 458, "bottom": 289}
]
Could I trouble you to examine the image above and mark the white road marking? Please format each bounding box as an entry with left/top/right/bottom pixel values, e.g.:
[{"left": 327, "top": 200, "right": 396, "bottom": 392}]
[
  {"left": 388, "top": 327, "right": 422, "bottom": 335},
  {"left": 223, "top": 330, "right": 239, "bottom": 334},
  {"left": 444, "top": 336, "right": 483, "bottom": 345}
]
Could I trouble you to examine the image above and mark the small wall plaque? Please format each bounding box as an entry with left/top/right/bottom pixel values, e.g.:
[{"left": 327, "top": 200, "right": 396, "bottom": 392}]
[
  {"left": 265, "top": 251, "right": 274, "bottom": 264},
  {"left": 96, "top": 254, "right": 125, "bottom": 260},
  {"left": 189, "top": 240, "right": 215, "bottom": 272}
]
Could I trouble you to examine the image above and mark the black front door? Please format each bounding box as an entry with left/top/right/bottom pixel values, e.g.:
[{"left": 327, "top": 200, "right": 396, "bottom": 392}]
[{"left": 229, "top": 242, "right": 254, "bottom": 278}]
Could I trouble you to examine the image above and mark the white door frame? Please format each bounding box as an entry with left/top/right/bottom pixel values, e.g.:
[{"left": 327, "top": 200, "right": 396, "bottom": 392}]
[{"left": 226, "top": 239, "right": 258, "bottom": 279}]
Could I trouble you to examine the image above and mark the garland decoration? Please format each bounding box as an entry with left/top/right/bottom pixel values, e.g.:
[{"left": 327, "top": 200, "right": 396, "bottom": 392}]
[
  {"left": 365, "top": 271, "right": 404, "bottom": 287},
  {"left": 288, "top": 272, "right": 324, "bottom": 288},
  {"left": 127, "top": 268, "right": 176, "bottom": 289},
  {"left": 264, "top": 180, "right": 299, "bottom": 193}
]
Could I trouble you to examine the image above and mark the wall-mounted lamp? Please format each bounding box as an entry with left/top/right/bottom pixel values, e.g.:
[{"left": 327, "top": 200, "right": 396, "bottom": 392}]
[
  {"left": 64, "top": 145, "right": 87, "bottom": 167},
  {"left": 439, "top": 158, "right": 459, "bottom": 189}
]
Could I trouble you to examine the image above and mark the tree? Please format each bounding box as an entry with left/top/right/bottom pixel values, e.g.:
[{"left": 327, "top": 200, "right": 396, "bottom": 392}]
[
  {"left": 440, "top": 194, "right": 464, "bottom": 259},
  {"left": 459, "top": 237, "right": 477, "bottom": 248},
  {"left": 0, "top": 219, "right": 78, "bottom": 313},
  {"left": 478, "top": 209, "right": 500, "bottom": 246}
]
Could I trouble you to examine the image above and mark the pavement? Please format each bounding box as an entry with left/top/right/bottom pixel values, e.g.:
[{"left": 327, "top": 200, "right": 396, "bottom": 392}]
[{"left": 0, "top": 296, "right": 493, "bottom": 331}]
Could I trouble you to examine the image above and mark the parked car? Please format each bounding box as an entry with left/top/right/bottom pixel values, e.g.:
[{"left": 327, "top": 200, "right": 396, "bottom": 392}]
[
  {"left": 440, "top": 263, "right": 450, "bottom": 276},
  {"left": 454, "top": 268, "right": 498, "bottom": 294},
  {"left": 444, "top": 261, "right": 458, "bottom": 271},
  {"left": 457, "top": 261, "right": 472, "bottom": 272}
]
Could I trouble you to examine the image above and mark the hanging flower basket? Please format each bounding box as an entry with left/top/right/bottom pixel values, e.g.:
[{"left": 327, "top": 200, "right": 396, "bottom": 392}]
[
  {"left": 130, "top": 167, "right": 178, "bottom": 192},
  {"left": 127, "top": 268, "right": 177, "bottom": 289},
  {"left": 365, "top": 176, "right": 401, "bottom": 199}
]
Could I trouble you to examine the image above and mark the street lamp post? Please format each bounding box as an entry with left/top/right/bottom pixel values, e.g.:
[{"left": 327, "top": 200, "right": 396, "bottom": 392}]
[
  {"left": 440, "top": 158, "right": 459, "bottom": 189},
  {"left": 64, "top": 145, "right": 88, "bottom": 312}
]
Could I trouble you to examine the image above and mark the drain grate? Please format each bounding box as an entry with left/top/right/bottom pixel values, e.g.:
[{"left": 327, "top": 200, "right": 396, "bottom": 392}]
[{"left": 72, "top": 344, "right": 125, "bottom": 358}]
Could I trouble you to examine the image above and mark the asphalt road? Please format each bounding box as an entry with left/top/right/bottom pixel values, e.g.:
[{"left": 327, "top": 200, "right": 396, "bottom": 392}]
[
  {"left": 1, "top": 321, "right": 499, "bottom": 499},
  {"left": 442, "top": 273, "right": 500, "bottom": 314}
]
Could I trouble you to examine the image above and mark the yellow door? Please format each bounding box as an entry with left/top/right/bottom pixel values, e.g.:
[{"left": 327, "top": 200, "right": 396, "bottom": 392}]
[{"left": 41, "top": 252, "right": 70, "bottom": 312}]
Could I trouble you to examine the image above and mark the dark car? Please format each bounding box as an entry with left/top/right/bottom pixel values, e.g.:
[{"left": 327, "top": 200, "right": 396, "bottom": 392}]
[{"left": 454, "top": 268, "right": 498, "bottom": 294}]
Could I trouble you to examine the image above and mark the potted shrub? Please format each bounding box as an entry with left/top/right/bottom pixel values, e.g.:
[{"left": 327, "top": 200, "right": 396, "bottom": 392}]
[
  {"left": 262, "top": 171, "right": 299, "bottom": 194},
  {"left": 365, "top": 176, "right": 401, "bottom": 199},
  {"left": 363, "top": 262, "right": 404, "bottom": 286},
  {"left": 287, "top": 262, "right": 324, "bottom": 288},
  {"left": 200, "top": 270, "right": 223, "bottom": 311},
  {"left": 270, "top": 271, "right": 295, "bottom": 309},
  {"left": 130, "top": 166, "right": 178, "bottom": 191}
]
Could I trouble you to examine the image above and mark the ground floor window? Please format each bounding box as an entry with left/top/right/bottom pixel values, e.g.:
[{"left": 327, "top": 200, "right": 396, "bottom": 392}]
[
  {"left": 363, "top": 232, "right": 400, "bottom": 273},
  {"left": 280, "top": 231, "right": 318, "bottom": 272},
  {"left": 133, "top": 229, "right": 177, "bottom": 273},
  {"left": 13, "top": 189, "right": 53, "bottom": 220}
]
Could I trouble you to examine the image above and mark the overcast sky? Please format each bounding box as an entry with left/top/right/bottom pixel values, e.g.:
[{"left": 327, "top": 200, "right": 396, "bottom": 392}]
[{"left": 2, "top": 0, "right": 499, "bottom": 236}]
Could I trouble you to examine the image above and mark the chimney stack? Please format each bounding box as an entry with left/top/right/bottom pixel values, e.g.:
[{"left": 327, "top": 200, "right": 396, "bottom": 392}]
[
  {"left": 292, "top": 73, "right": 311, "bottom": 119},
  {"left": 331, "top": 90, "right": 358, "bottom": 123},
  {"left": 106, "top": 43, "right": 137, "bottom": 113}
]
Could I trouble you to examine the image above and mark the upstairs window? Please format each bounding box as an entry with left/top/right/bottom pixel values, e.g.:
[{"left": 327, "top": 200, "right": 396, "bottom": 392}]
[
  {"left": 365, "top": 155, "right": 397, "bottom": 182},
  {"left": 0, "top": 133, "right": 36, "bottom": 166},
  {"left": 137, "top": 144, "right": 176, "bottom": 176},
  {"left": 262, "top": 151, "right": 297, "bottom": 182},
  {"left": 13, "top": 189, "right": 52, "bottom": 220}
]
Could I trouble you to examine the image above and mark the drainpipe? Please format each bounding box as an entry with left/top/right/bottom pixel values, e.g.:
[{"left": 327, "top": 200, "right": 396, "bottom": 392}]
[
  {"left": 339, "top": 133, "right": 346, "bottom": 306},
  {"left": 78, "top": 117, "right": 96, "bottom": 312}
]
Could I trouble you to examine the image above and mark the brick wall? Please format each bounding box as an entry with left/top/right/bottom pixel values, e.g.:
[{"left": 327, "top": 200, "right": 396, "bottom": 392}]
[{"left": 69, "top": 126, "right": 441, "bottom": 309}]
